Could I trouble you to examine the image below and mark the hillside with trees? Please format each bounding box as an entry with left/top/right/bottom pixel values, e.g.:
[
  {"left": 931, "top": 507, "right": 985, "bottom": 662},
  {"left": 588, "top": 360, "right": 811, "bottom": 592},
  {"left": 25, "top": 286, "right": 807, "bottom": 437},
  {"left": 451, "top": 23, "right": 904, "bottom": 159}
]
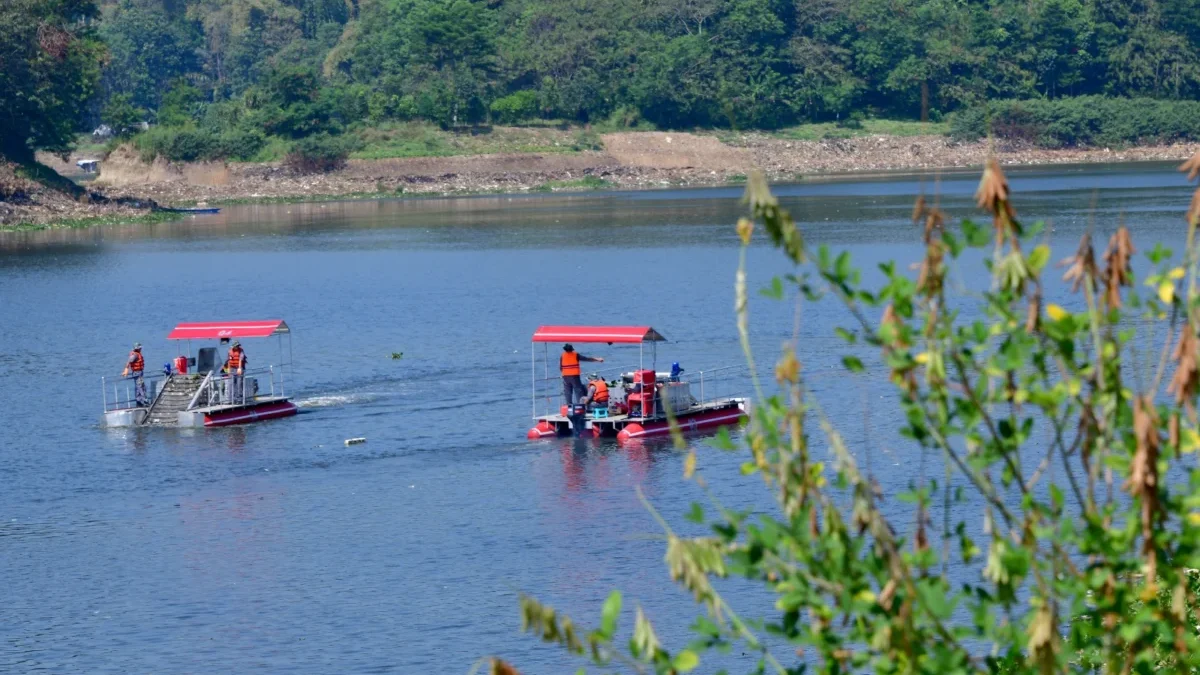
[
  {"left": 5, "top": 0, "right": 1200, "bottom": 186},
  {"left": 91, "top": 0, "right": 1200, "bottom": 129}
]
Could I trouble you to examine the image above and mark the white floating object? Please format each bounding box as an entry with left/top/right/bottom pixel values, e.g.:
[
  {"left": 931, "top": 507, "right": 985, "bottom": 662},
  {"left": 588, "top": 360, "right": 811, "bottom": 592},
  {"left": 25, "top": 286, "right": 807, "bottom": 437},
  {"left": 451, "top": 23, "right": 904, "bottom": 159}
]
[{"left": 345, "top": 437, "right": 367, "bottom": 446}]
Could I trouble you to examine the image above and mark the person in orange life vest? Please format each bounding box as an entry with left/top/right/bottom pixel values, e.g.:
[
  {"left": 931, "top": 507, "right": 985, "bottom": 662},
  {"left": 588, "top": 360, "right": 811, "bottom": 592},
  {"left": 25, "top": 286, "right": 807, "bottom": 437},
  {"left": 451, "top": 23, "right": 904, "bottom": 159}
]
[
  {"left": 122, "top": 342, "right": 147, "bottom": 406},
  {"left": 582, "top": 373, "right": 610, "bottom": 410},
  {"left": 560, "top": 344, "right": 603, "bottom": 406},
  {"left": 223, "top": 340, "right": 248, "bottom": 403}
]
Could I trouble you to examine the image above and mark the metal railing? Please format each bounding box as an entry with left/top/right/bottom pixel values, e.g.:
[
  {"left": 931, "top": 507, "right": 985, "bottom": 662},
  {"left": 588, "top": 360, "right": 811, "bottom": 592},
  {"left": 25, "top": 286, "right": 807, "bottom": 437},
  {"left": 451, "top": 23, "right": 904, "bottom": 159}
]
[
  {"left": 189, "top": 366, "right": 282, "bottom": 408},
  {"left": 532, "top": 364, "right": 751, "bottom": 419},
  {"left": 532, "top": 364, "right": 637, "bottom": 419},
  {"left": 102, "top": 371, "right": 169, "bottom": 412},
  {"left": 689, "top": 365, "right": 750, "bottom": 408}
]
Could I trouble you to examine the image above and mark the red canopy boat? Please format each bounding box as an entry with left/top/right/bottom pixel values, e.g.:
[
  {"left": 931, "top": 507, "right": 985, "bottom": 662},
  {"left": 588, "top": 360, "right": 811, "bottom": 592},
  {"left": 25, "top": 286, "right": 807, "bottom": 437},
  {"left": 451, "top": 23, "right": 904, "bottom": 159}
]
[
  {"left": 527, "top": 325, "right": 748, "bottom": 442},
  {"left": 103, "top": 319, "right": 298, "bottom": 428}
]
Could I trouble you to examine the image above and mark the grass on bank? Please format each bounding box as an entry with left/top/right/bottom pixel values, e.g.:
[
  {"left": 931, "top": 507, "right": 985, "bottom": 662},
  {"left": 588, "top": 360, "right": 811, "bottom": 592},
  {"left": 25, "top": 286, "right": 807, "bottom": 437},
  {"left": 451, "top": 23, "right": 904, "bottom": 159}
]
[
  {"left": 350, "top": 119, "right": 945, "bottom": 160},
  {"left": 347, "top": 122, "right": 604, "bottom": 160},
  {"left": 114, "top": 117, "right": 952, "bottom": 166},
  {"left": 726, "top": 119, "right": 951, "bottom": 142},
  {"left": 1, "top": 210, "right": 181, "bottom": 233}
]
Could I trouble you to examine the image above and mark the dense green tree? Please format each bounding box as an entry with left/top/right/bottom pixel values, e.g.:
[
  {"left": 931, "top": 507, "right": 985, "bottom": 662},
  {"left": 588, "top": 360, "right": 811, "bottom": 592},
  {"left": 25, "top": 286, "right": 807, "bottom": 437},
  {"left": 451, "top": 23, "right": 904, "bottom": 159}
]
[
  {"left": 101, "top": 93, "right": 145, "bottom": 137},
  {"left": 0, "top": 0, "right": 106, "bottom": 159},
  {"left": 98, "top": 0, "right": 201, "bottom": 114},
  {"left": 60, "top": 0, "right": 1200, "bottom": 157},
  {"left": 156, "top": 79, "right": 205, "bottom": 127},
  {"left": 344, "top": 0, "right": 495, "bottom": 125}
]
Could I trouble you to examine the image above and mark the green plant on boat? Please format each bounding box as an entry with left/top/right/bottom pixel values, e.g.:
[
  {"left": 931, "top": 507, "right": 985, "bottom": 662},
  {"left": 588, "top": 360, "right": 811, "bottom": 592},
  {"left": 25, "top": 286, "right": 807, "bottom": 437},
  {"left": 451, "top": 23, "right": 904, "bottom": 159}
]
[{"left": 496, "top": 154, "right": 1200, "bottom": 674}]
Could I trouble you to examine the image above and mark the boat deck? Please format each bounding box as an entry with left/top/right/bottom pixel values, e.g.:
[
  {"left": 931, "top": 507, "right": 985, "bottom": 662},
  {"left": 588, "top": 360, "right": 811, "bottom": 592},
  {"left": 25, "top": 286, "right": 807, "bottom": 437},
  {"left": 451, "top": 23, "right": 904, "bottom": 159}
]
[
  {"left": 190, "top": 395, "right": 291, "bottom": 415},
  {"left": 534, "top": 397, "right": 746, "bottom": 439},
  {"left": 536, "top": 397, "right": 742, "bottom": 425}
]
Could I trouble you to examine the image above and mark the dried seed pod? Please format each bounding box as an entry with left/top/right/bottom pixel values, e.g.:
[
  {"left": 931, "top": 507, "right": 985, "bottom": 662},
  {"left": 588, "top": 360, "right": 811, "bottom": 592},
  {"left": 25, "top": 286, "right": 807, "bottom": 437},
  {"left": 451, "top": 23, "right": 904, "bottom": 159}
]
[
  {"left": 1101, "top": 226, "right": 1134, "bottom": 310},
  {"left": 911, "top": 195, "right": 927, "bottom": 225},
  {"left": 975, "top": 158, "right": 1010, "bottom": 212},
  {"left": 1126, "top": 395, "right": 1162, "bottom": 584},
  {"left": 1180, "top": 150, "right": 1200, "bottom": 182},
  {"left": 1061, "top": 232, "right": 1097, "bottom": 294},
  {"left": 1168, "top": 328, "right": 1199, "bottom": 413},
  {"left": 490, "top": 658, "right": 520, "bottom": 675},
  {"left": 916, "top": 238, "right": 945, "bottom": 298},
  {"left": 976, "top": 159, "right": 1017, "bottom": 245}
]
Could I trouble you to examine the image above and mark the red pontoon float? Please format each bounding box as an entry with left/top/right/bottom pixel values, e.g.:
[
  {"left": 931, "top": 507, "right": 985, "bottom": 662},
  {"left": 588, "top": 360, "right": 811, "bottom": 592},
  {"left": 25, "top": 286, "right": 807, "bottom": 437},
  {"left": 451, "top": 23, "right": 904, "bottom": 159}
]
[
  {"left": 103, "top": 320, "right": 298, "bottom": 428},
  {"left": 527, "top": 325, "right": 749, "bottom": 442}
]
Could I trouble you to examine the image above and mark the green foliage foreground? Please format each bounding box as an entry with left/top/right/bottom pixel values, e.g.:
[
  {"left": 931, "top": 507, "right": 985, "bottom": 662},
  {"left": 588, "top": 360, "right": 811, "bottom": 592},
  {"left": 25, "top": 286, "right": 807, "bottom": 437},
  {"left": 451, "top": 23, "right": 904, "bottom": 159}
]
[{"left": 498, "top": 157, "right": 1200, "bottom": 674}]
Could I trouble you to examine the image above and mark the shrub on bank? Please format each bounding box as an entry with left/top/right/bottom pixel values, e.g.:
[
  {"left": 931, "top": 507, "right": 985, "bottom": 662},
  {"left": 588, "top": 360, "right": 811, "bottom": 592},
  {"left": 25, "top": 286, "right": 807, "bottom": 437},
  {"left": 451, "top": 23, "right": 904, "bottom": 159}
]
[
  {"left": 132, "top": 126, "right": 266, "bottom": 163},
  {"left": 489, "top": 91, "right": 540, "bottom": 125},
  {"left": 283, "top": 133, "right": 358, "bottom": 173},
  {"left": 952, "top": 96, "right": 1200, "bottom": 148}
]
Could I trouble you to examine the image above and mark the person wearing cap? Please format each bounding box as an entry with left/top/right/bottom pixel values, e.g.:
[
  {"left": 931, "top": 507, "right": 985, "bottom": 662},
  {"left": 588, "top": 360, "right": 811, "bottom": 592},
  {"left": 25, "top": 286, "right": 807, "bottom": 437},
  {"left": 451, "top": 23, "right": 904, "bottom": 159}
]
[
  {"left": 223, "top": 340, "right": 248, "bottom": 403},
  {"left": 122, "top": 342, "right": 147, "bottom": 406},
  {"left": 582, "top": 373, "right": 610, "bottom": 410},
  {"left": 560, "top": 344, "right": 603, "bottom": 406}
]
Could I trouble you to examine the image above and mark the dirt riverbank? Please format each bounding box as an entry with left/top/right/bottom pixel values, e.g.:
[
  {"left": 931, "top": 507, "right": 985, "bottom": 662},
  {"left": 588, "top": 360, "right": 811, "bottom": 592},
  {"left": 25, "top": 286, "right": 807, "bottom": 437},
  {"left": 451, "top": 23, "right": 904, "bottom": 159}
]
[
  {"left": 0, "top": 159, "right": 161, "bottom": 229},
  {"left": 9, "top": 131, "right": 1200, "bottom": 227},
  {"left": 90, "top": 132, "right": 1200, "bottom": 205}
]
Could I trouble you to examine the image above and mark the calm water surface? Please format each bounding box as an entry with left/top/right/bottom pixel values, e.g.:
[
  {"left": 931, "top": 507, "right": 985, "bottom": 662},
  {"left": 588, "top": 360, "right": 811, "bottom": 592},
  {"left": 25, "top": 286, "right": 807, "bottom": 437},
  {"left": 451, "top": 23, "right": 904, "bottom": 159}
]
[{"left": 1, "top": 163, "right": 1194, "bottom": 673}]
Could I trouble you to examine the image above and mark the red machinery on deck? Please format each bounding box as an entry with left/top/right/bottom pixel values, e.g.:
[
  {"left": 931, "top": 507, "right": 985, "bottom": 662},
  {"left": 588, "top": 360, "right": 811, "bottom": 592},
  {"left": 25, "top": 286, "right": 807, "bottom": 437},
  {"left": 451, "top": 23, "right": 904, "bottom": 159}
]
[{"left": 526, "top": 325, "right": 748, "bottom": 442}]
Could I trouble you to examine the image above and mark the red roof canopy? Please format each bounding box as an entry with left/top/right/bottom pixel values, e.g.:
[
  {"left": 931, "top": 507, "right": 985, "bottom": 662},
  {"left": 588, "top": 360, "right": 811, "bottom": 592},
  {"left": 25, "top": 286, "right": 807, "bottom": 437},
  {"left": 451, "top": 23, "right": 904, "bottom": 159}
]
[
  {"left": 531, "top": 326, "right": 666, "bottom": 344},
  {"left": 168, "top": 320, "right": 290, "bottom": 340}
]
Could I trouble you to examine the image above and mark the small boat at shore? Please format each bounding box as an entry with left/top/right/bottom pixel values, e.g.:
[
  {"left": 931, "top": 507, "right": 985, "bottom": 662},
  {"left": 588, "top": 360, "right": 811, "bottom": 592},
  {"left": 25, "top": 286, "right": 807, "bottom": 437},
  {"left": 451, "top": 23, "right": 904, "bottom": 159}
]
[
  {"left": 103, "top": 320, "right": 297, "bottom": 428},
  {"left": 159, "top": 207, "right": 221, "bottom": 214},
  {"left": 526, "top": 325, "right": 749, "bottom": 442}
]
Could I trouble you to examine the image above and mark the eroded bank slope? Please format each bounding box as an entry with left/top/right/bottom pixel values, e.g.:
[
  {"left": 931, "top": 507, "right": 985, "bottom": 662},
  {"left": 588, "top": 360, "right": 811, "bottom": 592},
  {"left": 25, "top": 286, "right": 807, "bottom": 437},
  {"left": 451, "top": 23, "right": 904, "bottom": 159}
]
[{"left": 80, "top": 132, "right": 1200, "bottom": 205}]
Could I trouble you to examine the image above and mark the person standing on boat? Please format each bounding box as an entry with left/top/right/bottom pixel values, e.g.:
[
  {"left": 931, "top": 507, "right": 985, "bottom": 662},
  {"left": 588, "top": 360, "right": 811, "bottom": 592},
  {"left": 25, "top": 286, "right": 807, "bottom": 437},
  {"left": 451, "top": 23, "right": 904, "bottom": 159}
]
[
  {"left": 561, "top": 344, "right": 603, "bottom": 406},
  {"left": 224, "top": 340, "right": 247, "bottom": 404},
  {"left": 122, "top": 343, "right": 147, "bottom": 407},
  {"left": 583, "top": 373, "right": 609, "bottom": 410}
]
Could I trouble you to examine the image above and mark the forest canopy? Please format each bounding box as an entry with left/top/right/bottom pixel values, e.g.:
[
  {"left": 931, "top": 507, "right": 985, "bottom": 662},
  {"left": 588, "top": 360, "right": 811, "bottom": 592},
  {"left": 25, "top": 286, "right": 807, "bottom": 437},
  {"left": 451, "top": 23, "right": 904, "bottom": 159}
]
[
  {"left": 0, "top": 0, "right": 105, "bottom": 159},
  {"left": 93, "top": 0, "right": 1200, "bottom": 128},
  {"left": 6, "top": 0, "right": 1200, "bottom": 159}
]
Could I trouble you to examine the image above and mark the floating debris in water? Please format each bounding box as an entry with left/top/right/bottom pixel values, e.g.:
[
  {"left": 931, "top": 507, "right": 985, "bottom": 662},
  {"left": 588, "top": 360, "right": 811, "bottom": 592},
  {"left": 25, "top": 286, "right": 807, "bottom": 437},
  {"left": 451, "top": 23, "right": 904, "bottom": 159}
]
[
  {"left": 390, "top": 352, "right": 403, "bottom": 360},
  {"left": 345, "top": 437, "right": 367, "bottom": 446}
]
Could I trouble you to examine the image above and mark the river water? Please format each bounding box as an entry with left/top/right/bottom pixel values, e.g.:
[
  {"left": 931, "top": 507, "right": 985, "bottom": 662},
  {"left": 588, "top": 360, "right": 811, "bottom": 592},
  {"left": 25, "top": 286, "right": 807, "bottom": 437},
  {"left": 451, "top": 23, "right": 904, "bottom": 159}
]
[{"left": 1, "top": 163, "right": 1195, "bottom": 673}]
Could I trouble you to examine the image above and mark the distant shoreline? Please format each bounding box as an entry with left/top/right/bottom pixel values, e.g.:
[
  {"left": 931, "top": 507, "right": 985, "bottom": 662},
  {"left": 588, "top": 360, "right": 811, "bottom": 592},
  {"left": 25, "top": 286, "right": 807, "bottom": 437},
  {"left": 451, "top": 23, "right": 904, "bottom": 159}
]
[
  {"left": 6, "top": 131, "right": 1198, "bottom": 232},
  {"left": 89, "top": 131, "right": 1200, "bottom": 205}
]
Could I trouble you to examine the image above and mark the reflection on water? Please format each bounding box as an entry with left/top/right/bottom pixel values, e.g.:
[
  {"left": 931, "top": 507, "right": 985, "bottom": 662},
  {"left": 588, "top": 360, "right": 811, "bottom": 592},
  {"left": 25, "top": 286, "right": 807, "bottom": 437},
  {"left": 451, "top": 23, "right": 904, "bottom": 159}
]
[
  {"left": 1, "top": 162, "right": 1196, "bottom": 673},
  {"left": 3, "top": 161, "right": 1190, "bottom": 253}
]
